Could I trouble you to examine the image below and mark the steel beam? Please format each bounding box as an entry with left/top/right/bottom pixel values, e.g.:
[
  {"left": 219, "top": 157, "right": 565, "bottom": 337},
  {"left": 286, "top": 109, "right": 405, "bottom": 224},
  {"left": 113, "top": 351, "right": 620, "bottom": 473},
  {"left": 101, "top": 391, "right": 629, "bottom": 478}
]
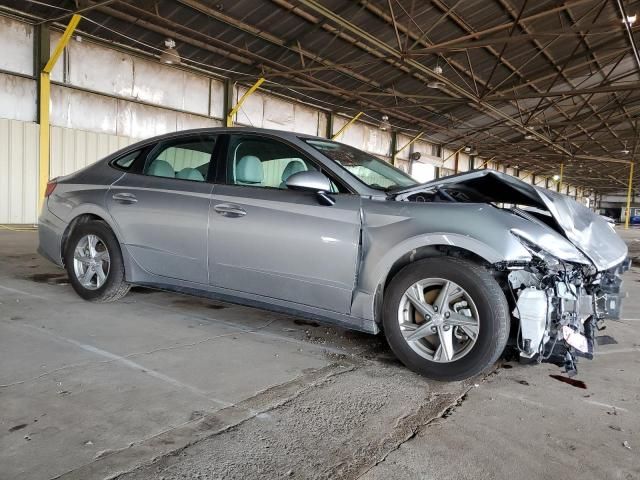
[
  {"left": 625, "top": 162, "right": 635, "bottom": 229},
  {"left": 38, "top": 14, "right": 81, "bottom": 203},
  {"left": 332, "top": 112, "right": 363, "bottom": 140},
  {"left": 226, "top": 77, "right": 265, "bottom": 127}
]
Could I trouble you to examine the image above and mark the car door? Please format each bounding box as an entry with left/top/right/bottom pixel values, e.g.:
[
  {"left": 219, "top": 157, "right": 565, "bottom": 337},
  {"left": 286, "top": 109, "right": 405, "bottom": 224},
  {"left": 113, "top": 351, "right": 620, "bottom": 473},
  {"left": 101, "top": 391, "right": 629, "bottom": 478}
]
[
  {"left": 107, "top": 134, "right": 219, "bottom": 284},
  {"left": 208, "top": 134, "right": 362, "bottom": 315}
]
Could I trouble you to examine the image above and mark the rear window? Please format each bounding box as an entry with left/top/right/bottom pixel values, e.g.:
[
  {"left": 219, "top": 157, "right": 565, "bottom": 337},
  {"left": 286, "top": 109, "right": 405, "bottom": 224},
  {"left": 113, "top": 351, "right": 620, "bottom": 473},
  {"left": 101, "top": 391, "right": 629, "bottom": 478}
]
[{"left": 112, "top": 150, "right": 142, "bottom": 171}]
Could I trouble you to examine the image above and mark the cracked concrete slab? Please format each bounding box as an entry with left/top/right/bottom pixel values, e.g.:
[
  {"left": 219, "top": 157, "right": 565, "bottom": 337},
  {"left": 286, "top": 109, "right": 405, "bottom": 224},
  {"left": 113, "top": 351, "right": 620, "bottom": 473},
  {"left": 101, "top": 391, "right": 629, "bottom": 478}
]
[
  {"left": 3, "top": 228, "right": 640, "bottom": 480},
  {"left": 117, "top": 362, "right": 470, "bottom": 480}
]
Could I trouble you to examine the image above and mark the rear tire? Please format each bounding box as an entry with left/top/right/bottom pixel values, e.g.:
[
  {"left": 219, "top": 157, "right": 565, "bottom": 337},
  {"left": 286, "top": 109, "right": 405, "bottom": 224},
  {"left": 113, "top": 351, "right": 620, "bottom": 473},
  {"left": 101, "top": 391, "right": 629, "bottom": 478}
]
[
  {"left": 383, "top": 257, "right": 509, "bottom": 381},
  {"left": 64, "top": 220, "right": 130, "bottom": 302}
]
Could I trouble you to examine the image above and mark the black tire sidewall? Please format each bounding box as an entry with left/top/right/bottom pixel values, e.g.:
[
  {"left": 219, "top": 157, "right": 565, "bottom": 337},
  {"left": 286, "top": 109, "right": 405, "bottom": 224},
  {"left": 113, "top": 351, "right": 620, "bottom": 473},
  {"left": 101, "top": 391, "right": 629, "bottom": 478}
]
[
  {"left": 383, "top": 257, "right": 509, "bottom": 381},
  {"left": 64, "top": 221, "right": 125, "bottom": 301}
]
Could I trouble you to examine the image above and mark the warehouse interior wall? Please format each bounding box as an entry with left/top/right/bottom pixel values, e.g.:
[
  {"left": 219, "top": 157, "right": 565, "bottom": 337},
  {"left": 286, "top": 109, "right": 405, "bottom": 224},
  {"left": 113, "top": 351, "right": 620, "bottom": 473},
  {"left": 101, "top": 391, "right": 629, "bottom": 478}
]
[{"left": 0, "top": 14, "right": 591, "bottom": 224}]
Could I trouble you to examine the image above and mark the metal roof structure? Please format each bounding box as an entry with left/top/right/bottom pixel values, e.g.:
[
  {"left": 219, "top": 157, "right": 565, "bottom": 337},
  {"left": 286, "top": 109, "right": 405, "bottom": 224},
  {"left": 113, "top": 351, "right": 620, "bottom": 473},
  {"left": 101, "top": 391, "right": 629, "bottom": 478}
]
[{"left": 5, "top": 0, "right": 640, "bottom": 192}]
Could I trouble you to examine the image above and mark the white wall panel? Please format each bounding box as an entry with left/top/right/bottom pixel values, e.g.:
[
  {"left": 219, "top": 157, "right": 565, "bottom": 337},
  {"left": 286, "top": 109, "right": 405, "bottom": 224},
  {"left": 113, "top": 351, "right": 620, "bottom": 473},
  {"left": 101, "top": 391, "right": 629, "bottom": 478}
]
[
  {"left": 0, "top": 74, "right": 37, "bottom": 122},
  {"left": 442, "top": 148, "right": 456, "bottom": 170},
  {"left": 293, "top": 104, "right": 319, "bottom": 135},
  {"left": 458, "top": 153, "right": 470, "bottom": 172},
  {"left": 176, "top": 112, "right": 222, "bottom": 130},
  {"left": 318, "top": 111, "right": 328, "bottom": 138},
  {"left": 67, "top": 36, "right": 134, "bottom": 96},
  {"left": 209, "top": 79, "right": 225, "bottom": 119},
  {"left": 50, "top": 125, "right": 132, "bottom": 179},
  {"left": 116, "top": 100, "right": 177, "bottom": 139},
  {"left": 396, "top": 134, "right": 412, "bottom": 160},
  {"left": 263, "top": 95, "right": 294, "bottom": 130},
  {"left": 49, "top": 31, "right": 65, "bottom": 83},
  {"left": 51, "top": 85, "right": 118, "bottom": 134},
  {"left": 0, "top": 119, "right": 39, "bottom": 224},
  {"left": 182, "top": 73, "right": 210, "bottom": 116},
  {"left": 0, "top": 16, "right": 34, "bottom": 76},
  {"left": 364, "top": 125, "right": 391, "bottom": 157}
]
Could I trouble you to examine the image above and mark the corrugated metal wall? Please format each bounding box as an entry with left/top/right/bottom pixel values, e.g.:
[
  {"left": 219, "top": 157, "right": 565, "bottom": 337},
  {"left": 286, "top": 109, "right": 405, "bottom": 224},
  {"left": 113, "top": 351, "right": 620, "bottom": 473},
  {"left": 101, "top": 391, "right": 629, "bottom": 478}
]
[
  {"left": 0, "top": 119, "right": 39, "bottom": 224},
  {"left": 50, "top": 125, "right": 133, "bottom": 178},
  {"left": 0, "top": 120, "right": 138, "bottom": 224}
]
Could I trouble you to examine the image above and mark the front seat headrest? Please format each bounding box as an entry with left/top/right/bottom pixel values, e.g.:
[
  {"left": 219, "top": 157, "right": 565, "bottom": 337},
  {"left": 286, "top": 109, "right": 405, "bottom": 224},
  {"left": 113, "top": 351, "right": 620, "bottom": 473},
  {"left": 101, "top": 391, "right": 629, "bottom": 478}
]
[
  {"left": 147, "top": 159, "right": 175, "bottom": 178},
  {"left": 236, "top": 155, "right": 263, "bottom": 184},
  {"left": 176, "top": 167, "right": 205, "bottom": 181}
]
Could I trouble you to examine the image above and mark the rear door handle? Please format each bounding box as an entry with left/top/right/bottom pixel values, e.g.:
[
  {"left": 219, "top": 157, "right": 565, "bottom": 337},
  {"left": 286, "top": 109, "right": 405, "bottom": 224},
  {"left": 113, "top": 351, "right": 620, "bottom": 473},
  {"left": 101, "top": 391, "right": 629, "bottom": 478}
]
[
  {"left": 112, "top": 192, "right": 138, "bottom": 204},
  {"left": 214, "top": 203, "right": 246, "bottom": 218}
]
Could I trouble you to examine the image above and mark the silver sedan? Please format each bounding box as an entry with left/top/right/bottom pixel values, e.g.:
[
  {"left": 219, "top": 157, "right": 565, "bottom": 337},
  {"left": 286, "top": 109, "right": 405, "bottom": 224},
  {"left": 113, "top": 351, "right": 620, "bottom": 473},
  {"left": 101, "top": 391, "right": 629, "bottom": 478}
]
[{"left": 39, "top": 127, "right": 628, "bottom": 380}]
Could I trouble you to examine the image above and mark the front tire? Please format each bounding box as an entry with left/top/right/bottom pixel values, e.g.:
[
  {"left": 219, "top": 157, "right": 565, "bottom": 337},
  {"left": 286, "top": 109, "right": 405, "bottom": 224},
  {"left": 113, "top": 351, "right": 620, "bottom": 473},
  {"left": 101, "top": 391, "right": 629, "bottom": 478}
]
[
  {"left": 383, "top": 257, "right": 509, "bottom": 381},
  {"left": 64, "top": 220, "right": 131, "bottom": 302}
]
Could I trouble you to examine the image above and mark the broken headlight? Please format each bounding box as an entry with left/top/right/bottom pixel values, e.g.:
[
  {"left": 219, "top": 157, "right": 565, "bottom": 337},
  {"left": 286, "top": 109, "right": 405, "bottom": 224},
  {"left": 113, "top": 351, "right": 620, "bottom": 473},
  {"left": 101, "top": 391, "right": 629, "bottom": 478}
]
[{"left": 510, "top": 230, "right": 591, "bottom": 267}]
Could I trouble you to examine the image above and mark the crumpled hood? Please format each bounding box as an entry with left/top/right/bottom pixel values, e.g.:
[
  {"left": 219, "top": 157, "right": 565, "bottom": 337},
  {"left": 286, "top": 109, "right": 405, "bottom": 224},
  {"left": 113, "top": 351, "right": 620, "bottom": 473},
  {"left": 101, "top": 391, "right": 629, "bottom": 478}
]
[{"left": 394, "top": 169, "right": 628, "bottom": 270}]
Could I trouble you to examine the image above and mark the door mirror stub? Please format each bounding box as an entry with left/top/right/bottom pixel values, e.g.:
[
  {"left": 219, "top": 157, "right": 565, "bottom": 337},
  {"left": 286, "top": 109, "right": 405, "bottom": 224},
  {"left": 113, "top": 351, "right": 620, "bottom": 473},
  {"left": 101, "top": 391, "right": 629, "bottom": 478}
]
[
  {"left": 316, "top": 191, "right": 335, "bottom": 206},
  {"left": 285, "top": 171, "right": 335, "bottom": 206}
]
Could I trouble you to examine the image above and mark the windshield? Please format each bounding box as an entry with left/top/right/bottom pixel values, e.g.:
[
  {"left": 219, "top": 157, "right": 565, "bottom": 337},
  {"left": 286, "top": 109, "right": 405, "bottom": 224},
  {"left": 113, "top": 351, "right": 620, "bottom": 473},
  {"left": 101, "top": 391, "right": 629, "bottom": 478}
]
[{"left": 304, "top": 139, "right": 419, "bottom": 191}]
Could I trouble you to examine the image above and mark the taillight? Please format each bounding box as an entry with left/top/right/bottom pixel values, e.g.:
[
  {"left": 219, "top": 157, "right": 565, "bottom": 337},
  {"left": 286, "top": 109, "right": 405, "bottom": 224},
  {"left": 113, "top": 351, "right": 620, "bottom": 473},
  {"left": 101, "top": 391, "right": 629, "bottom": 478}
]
[{"left": 44, "top": 180, "right": 57, "bottom": 197}]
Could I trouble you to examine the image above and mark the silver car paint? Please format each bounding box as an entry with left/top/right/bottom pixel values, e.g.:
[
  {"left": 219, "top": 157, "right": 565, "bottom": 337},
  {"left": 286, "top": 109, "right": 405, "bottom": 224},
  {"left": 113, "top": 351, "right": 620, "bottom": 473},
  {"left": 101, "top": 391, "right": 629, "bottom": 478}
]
[
  {"left": 396, "top": 169, "right": 628, "bottom": 270},
  {"left": 38, "top": 127, "right": 628, "bottom": 335}
]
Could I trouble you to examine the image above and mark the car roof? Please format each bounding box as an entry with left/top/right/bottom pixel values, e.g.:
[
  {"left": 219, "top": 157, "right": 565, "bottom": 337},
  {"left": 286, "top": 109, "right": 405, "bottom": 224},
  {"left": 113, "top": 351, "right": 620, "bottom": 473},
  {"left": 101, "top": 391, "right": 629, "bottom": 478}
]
[{"left": 136, "top": 126, "right": 327, "bottom": 144}]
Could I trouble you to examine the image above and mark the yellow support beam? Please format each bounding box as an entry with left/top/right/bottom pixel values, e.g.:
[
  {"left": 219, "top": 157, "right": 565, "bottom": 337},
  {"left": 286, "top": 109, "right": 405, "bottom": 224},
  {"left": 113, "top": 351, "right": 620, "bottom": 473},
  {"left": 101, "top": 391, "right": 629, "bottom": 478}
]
[
  {"left": 39, "top": 14, "right": 82, "bottom": 203},
  {"left": 475, "top": 156, "right": 493, "bottom": 169},
  {"left": 226, "top": 77, "right": 265, "bottom": 127},
  {"left": 331, "top": 112, "right": 363, "bottom": 140},
  {"left": 393, "top": 132, "right": 423, "bottom": 164},
  {"left": 625, "top": 162, "right": 634, "bottom": 230}
]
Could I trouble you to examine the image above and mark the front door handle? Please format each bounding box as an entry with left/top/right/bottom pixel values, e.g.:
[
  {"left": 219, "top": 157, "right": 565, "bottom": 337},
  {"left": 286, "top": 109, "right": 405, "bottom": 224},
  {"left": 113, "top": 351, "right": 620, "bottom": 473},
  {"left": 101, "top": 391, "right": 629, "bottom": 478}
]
[
  {"left": 214, "top": 203, "right": 246, "bottom": 218},
  {"left": 112, "top": 192, "right": 138, "bottom": 204}
]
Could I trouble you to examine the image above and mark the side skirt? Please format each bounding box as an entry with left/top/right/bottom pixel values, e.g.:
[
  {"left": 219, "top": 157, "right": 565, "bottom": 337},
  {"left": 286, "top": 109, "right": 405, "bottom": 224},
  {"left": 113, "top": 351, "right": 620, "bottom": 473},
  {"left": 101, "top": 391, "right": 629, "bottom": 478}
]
[{"left": 133, "top": 280, "right": 380, "bottom": 335}]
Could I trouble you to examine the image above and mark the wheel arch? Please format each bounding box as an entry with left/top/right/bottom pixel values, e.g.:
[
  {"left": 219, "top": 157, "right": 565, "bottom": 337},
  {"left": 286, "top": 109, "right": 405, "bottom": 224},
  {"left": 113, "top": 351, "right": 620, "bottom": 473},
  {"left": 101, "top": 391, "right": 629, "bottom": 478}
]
[
  {"left": 366, "top": 234, "right": 506, "bottom": 327},
  {"left": 60, "top": 208, "right": 122, "bottom": 265}
]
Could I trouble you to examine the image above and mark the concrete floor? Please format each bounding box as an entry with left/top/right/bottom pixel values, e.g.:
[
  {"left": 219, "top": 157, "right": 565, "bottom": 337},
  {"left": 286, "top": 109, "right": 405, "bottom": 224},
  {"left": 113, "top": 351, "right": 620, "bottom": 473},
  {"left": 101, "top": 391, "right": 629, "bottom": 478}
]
[{"left": 1, "top": 229, "right": 639, "bottom": 480}]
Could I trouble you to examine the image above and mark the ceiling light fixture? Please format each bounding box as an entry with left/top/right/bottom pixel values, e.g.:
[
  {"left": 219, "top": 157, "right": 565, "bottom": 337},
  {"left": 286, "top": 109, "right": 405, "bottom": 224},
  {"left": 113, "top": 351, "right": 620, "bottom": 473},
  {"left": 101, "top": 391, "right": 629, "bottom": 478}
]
[
  {"left": 428, "top": 65, "right": 446, "bottom": 88},
  {"left": 160, "top": 38, "right": 181, "bottom": 65},
  {"left": 379, "top": 114, "right": 391, "bottom": 131},
  {"left": 464, "top": 145, "right": 478, "bottom": 156},
  {"left": 623, "top": 14, "right": 637, "bottom": 25}
]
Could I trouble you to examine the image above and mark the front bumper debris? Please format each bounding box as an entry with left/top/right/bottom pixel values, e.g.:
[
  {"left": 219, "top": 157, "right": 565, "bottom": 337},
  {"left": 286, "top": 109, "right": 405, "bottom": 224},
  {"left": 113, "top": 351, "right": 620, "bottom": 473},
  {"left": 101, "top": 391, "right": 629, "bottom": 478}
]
[{"left": 509, "top": 257, "right": 630, "bottom": 375}]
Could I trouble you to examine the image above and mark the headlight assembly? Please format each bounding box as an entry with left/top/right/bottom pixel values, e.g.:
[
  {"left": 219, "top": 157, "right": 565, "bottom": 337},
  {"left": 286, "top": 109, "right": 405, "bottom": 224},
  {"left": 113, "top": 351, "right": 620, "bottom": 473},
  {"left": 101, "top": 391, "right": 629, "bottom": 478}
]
[{"left": 511, "top": 229, "right": 592, "bottom": 266}]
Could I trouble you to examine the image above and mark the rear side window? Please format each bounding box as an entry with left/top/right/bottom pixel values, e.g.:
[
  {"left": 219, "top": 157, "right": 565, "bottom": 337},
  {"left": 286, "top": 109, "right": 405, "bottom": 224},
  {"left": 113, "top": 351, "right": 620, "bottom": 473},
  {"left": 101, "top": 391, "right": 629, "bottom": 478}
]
[
  {"left": 143, "top": 136, "right": 217, "bottom": 182},
  {"left": 112, "top": 150, "right": 142, "bottom": 170}
]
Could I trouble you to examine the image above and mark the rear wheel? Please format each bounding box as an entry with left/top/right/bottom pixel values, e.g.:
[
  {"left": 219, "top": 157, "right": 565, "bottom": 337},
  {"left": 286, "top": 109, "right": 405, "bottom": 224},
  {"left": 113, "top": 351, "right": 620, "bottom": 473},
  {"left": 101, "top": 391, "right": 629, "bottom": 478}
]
[
  {"left": 64, "top": 220, "right": 130, "bottom": 302},
  {"left": 383, "top": 257, "right": 509, "bottom": 381}
]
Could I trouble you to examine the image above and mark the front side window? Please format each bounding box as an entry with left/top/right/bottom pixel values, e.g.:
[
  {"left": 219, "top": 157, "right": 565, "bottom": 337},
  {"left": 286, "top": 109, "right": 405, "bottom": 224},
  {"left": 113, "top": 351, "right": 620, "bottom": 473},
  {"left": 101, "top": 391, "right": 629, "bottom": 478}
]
[
  {"left": 304, "top": 139, "right": 419, "bottom": 191},
  {"left": 143, "top": 136, "right": 217, "bottom": 182},
  {"left": 227, "top": 136, "right": 319, "bottom": 189}
]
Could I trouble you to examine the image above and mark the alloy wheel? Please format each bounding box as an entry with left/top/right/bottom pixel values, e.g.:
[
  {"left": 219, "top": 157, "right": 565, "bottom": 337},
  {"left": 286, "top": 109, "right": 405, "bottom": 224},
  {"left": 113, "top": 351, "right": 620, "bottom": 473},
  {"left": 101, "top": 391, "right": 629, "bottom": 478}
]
[
  {"left": 397, "top": 278, "right": 480, "bottom": 363},
  {"left": 72, "top": 234, "right": 110, "bottom": 290}
]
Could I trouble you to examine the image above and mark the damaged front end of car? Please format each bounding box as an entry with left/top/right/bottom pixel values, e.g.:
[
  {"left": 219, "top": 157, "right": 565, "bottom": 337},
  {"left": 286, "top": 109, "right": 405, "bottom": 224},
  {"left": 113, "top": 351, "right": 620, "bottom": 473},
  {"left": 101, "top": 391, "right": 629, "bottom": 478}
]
[
  {"left": 393, "top": 169, "right": 630, "bottom": 374},
  {"left": 499, "top": 239, "right": 630, "bottom": 375}
]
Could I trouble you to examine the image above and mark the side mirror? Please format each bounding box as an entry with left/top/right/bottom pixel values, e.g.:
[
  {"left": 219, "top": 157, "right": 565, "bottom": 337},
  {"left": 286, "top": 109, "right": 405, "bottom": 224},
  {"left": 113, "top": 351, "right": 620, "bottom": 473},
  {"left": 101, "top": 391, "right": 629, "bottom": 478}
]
[{"left": 285, "top": 171, "right": 335, "bottom": 206}]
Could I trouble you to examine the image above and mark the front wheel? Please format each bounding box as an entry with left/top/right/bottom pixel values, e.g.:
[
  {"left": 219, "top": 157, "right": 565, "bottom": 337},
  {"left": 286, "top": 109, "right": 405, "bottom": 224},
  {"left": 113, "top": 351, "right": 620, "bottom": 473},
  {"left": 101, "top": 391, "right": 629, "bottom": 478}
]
[
  {"left": 383, "top": 257, "right": 510, "bottom": 381},
  {"left": 64, "top": 220, "right": 131, "bottom": 302}
]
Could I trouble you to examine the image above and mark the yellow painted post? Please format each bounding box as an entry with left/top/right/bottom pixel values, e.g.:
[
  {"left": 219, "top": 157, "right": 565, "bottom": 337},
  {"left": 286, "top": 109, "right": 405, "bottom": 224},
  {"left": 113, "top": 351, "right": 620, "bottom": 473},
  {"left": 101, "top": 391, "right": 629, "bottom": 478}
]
[
  {"left": 226, "top": 77, "right": 265, "bottom": 127},
  {"left": 331, "top": 112, "right": 363, "bottom": 140},
  {"left": 625, "top": 162, "right": 634, "bottom": 229},
  {"left": 38, "top": 14, "right": 82, "bottom": 203},
  {"left": 393, "top": 132, "right": 423, "bottom": 164}
]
